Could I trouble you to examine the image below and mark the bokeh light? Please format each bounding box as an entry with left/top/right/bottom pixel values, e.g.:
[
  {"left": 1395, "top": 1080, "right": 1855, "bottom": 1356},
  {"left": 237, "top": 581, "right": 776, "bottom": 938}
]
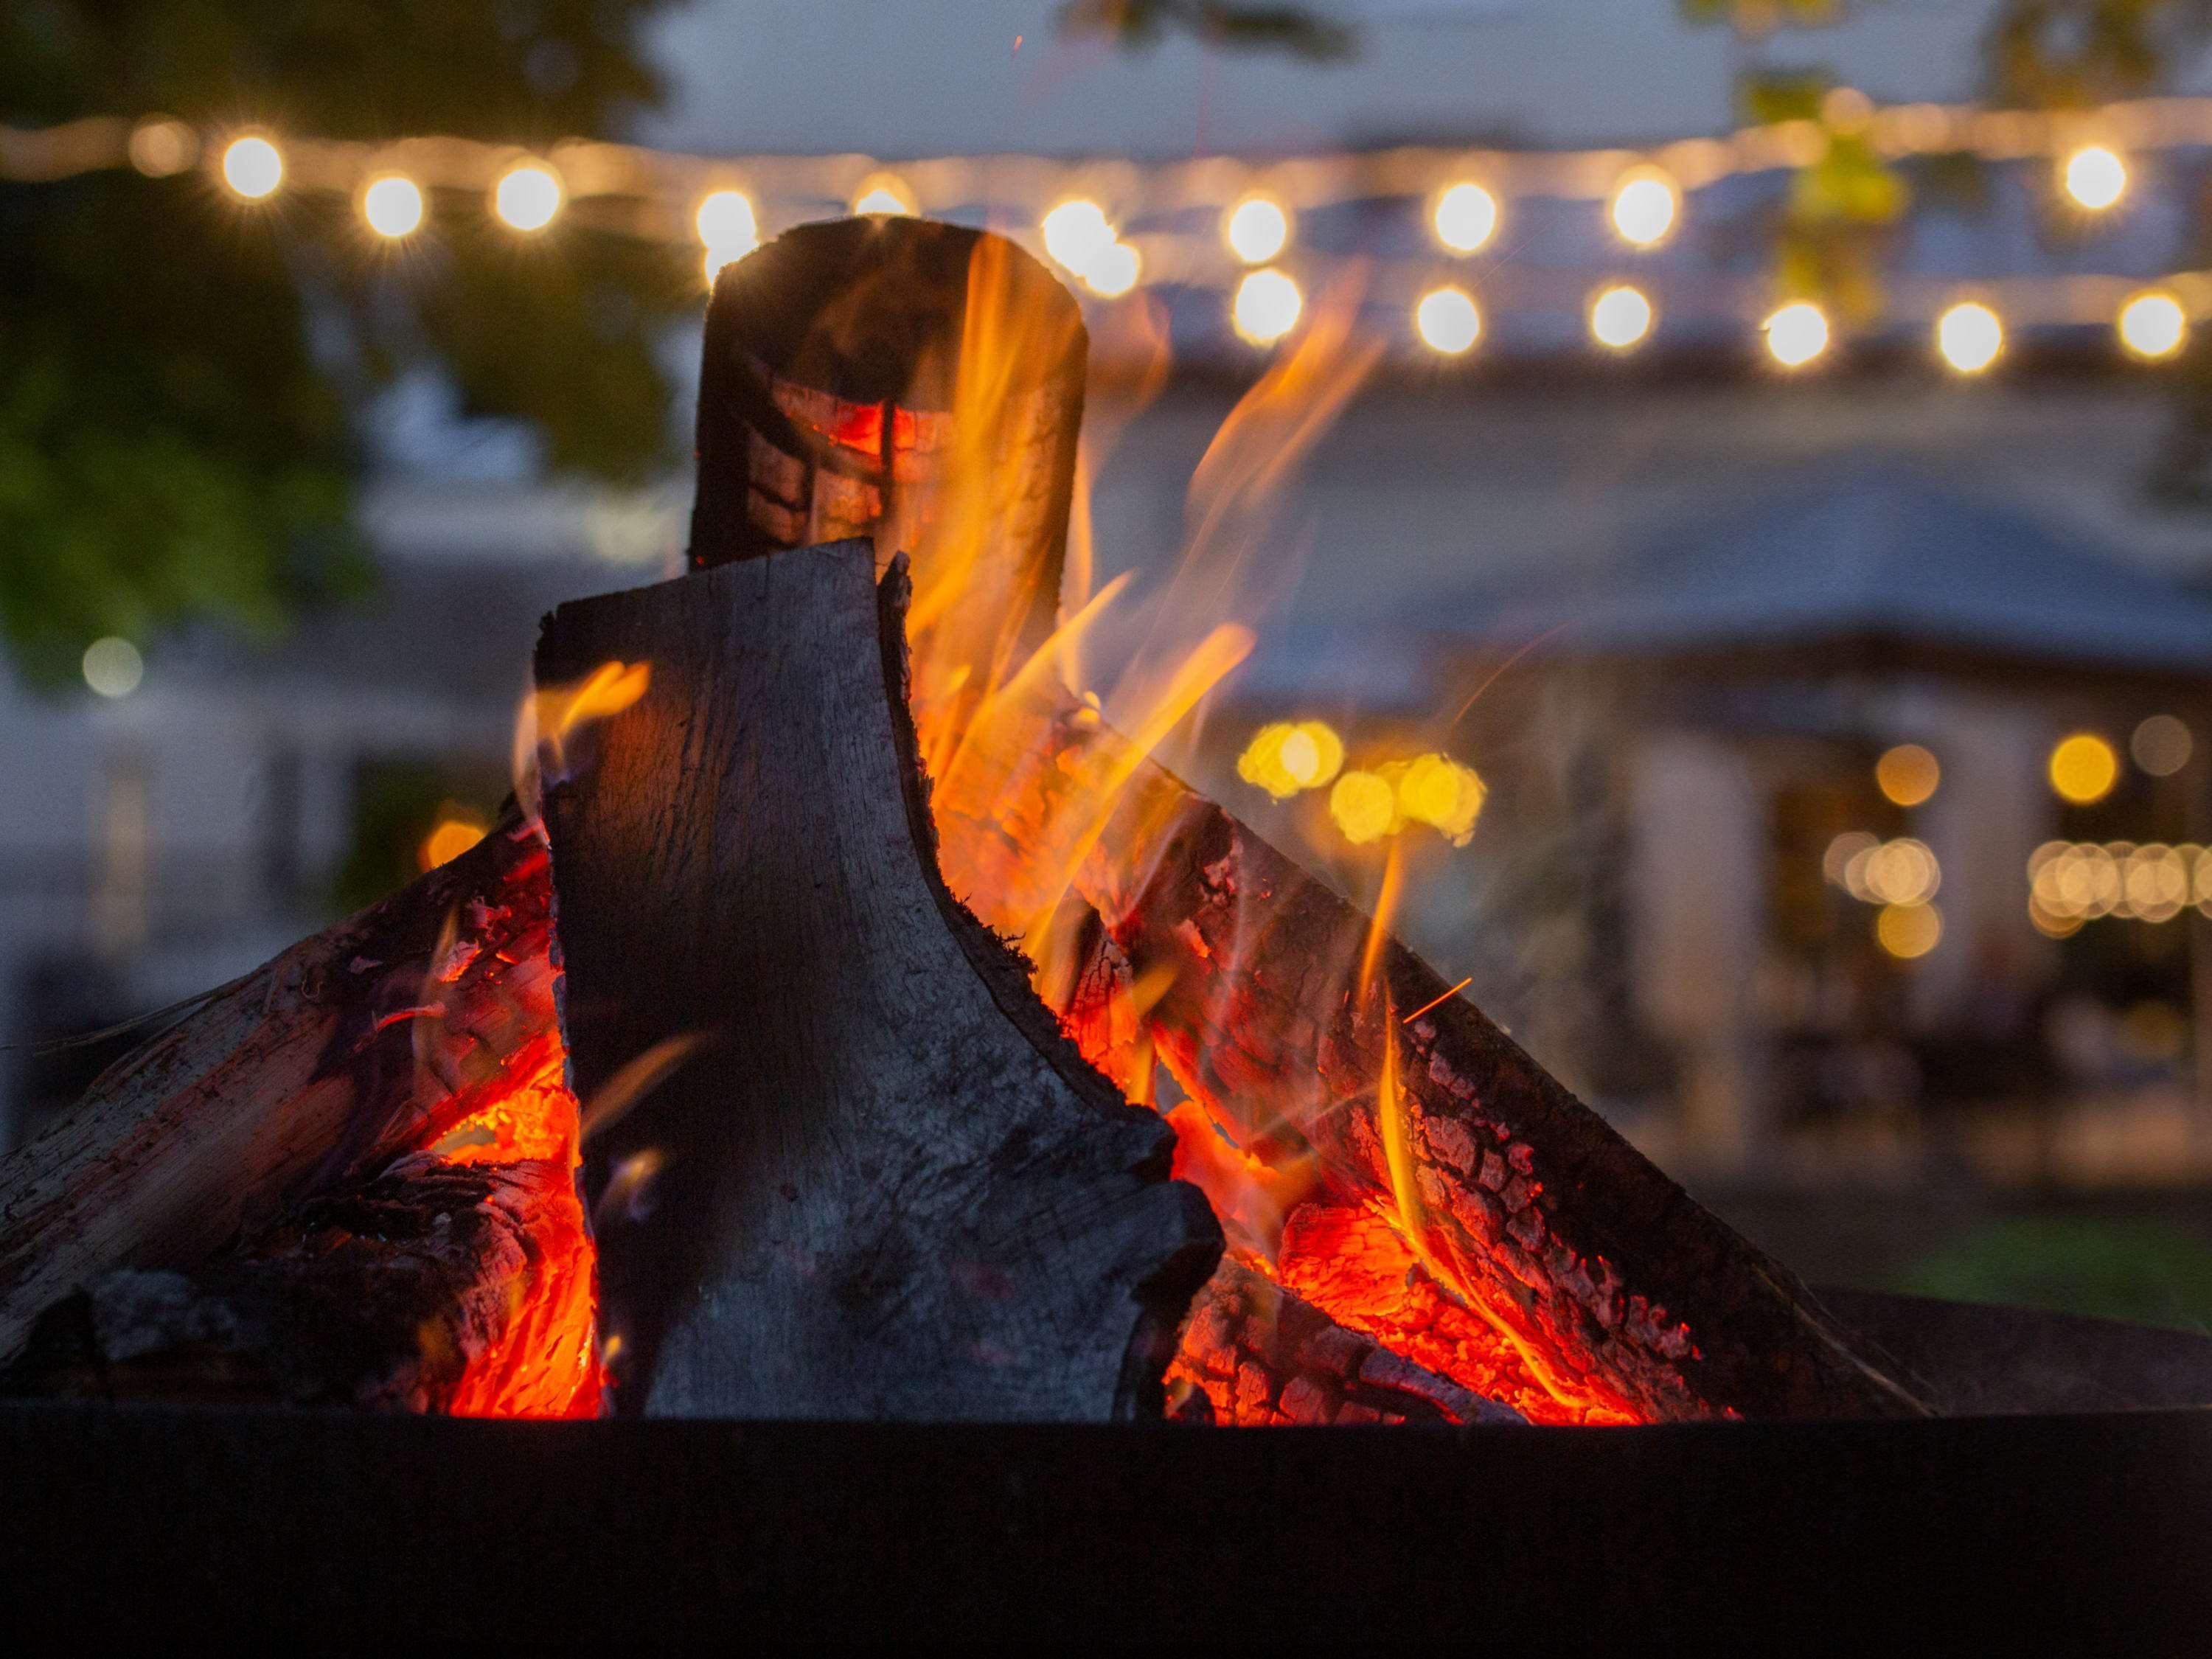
[
  {"left": 2132, "top": 714, "right": 2193, "bottom": 776},
  {"left": 1085, "top": 240, "right": 1142, "bottom": 298},
  {"left": 1936, "top": 301, "right": 2003, "bottom": 374},
  {"left": 128, "top": 118, "right": 196, "bottom": 178},
  {"left": 220, "top": 135, "right": 283, "bottom": 200},
  {"left": 1875, "top": 742, "right": 1941, "bottom": 807},
  {"left": 696, "top": 189, "right": 759, "bottom": 250},
  {"left": 1762, "top": 301, "right": 1830, "bottom": 368},
  {"left": 1433, "top": 181, "right": 1499, "bottom": 253},
  {"left": 851, "top": 175, "right": 915, "bottom": 216},
  {"left": 493, "top": 162, "right": 563, "bottom": 232},
  {"left": 2048, "top": 732, "right": 2120, "bottom": 804},
  {"left": 2118, "top": 291, "right": 2187, "bottom": 360},
  {"left": 1225, "top": 194, "right": 1290, "bottom": 263},
  {"left": 1414, "top": 285, "right": 1482, "bottom": 355},
  {"left": 1590, "top": 285, "right": 1654, "bottom": 350},
  {"left": 2062, "top": 144, "right": 2128, "bottom": 211},
  {"left": 1042, "top": 198, "right": 1116, "bottom": 275},
  {"left": 361, "top": 174, "right": 425, "bottom": 240},
  {"left": 1876, "top": 901, "right": 1943, "bottom": 959},
  {"left": 1232, "top": 268, "right": 1302, "bottom": 345},
  {"left": 1329, "top": 770, "right": 1399, "bottom": 845},
  {"left": 82, "top": 637, "right": 144, "bottom": 699},
  {"left": 420, "top": 810, "right": 490, "bottom": 872},
  {"left": 1394, "top": 754, "right": 1486, "bottom": 845},
  {"left": 1239, "top": 720, "right": 1344, "bottom": 799},
  {"left": 1608, "top": 170, "right": 1677, "bottom": 248}
]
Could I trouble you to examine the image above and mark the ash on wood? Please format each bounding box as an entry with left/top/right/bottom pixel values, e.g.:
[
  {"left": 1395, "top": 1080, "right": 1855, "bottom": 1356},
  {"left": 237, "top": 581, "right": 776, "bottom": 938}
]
[{"left": 537, "top": 543, "right": 1220, "bottom": 1420}]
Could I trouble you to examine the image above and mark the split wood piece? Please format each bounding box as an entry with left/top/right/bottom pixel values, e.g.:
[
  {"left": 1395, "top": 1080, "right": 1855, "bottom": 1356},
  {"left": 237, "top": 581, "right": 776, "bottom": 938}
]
[
  {"left": 927, "top": 688, "right": 1924, "bottom": 1422},
  {"left": 0, "top": 818, "right": 561, "bottom": 1368},
  {"left": 1167, "top": 1254, "right": 1526, "bottom": 1427},
  {"left": 1, "top": 1154, "right": 595, "bottom": 1414},
  {"left": 536, "top": 542, "right": 1220, "bottom": 1420},
  {"left": 694, "top": 217, "right": 1086, "bottom": 700}
]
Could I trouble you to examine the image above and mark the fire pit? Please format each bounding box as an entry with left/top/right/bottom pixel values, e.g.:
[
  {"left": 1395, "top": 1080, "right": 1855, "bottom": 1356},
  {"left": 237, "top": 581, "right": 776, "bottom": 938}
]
[{"left": 4, "top": 217, "right": 2211, "bottom": 1646}]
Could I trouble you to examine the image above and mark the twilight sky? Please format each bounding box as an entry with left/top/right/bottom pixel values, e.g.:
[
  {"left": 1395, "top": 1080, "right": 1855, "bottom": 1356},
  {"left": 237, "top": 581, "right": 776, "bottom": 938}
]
[{"left": 641, "top": 0, "right": 2108, "bottom": 160}]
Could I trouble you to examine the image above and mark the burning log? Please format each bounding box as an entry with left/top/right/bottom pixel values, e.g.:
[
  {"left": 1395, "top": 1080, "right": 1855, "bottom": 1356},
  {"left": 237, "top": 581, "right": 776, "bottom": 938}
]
[
  {"left": 0, "top": 821, "right": 564, "bottom": 1371},
  {"left": 537, "top": 542, "right": 1220, "bottom": 1419}
]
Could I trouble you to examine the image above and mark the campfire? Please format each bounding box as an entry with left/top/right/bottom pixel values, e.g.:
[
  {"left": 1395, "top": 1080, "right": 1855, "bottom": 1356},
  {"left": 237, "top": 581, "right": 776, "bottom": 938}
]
[{"left": 0, "top": 218, "right": 1921, "bottom": 1427}]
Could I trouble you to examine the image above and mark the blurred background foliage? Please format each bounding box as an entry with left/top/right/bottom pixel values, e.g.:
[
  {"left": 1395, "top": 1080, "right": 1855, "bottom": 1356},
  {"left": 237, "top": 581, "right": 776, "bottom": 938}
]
[
  {"left": 0, "top": 0, "right": 691, "bottom": 684},
  {"left": 1901, "top": 1217, "right": 2212, "bottom": 1329}
]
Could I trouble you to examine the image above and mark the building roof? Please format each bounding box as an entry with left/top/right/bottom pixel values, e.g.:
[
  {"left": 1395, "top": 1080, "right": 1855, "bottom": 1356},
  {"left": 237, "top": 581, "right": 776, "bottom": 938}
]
[{"left": 1497, "top": 462, "right": 2212, "bottom": 679}]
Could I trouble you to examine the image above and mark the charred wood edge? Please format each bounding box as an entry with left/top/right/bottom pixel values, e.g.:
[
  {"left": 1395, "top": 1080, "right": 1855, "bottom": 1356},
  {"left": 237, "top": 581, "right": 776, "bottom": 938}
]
[
  {"left": 0, "top": 815, "right": 553, "bottom": 1368},
  {"left": 1, "top": 1158, "right": 567, "bottom": 1410},
  {"left": 540, "top": 544, "right": 1218, "bottom": 1419},
  {"left": 932, "top": 691, "right": 1929, "bottom": 1422},
  {"left": 871, "top": 556, "right": 1221, "bottom": 1421},
  {"left": 1169, "top": 1256, "right": 1528, "bottom": 1427}
]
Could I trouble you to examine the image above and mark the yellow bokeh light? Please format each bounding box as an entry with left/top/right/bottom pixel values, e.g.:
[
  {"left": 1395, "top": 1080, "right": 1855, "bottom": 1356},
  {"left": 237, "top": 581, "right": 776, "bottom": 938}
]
[
  {"left": 1394, "top": 753, "right": 1486, "bottom": 845},
  {"left": 1936, "top": 301, "right": 2003, "bottom": 374},
  {"left": 1762, "top": 300, "right": 1830, "bottom": 368},
  {"left": 128, "top": 118, "right": 196, "bottom": 178},
  {"left": 1225, "top": 194, "right": 1291, "bottom": 263},
  {"left": 1415, "top": 285, "right": 1482, "bottom": 355},
  {"left": 1875, "top": 742, "right": 1940, "bottom": 807},
  {"left": 1433, "top": 181, "right": 1499, "bottom": 253},
  {"left": 220, "top": 135, "right": 283, "bottom": 200},
  {"left": 2049, "top": 732, "right": 2120, "bottom": 804},
  {"left": 1084, "top": 240, "right": 1142, "bottom": 298},
  {"left": 1609, "top": 170, "right": 1677, "bottom": 248},
  {"left": 1590, "top": 284, "right": 1654, "bottom": 350},
  {"left": 361, "top": 174, "right": 425, "bottom": 240},
  {"left": 2132, "top": 714, "right": 2193, "bottom": 777},
  {"left": 1330, "top": 770, "right": 1399, "bottom": 846},
  {"left": 420, "top": 812, "right": 490, "bottom": 873},
  {"left": 1876, "top": 901, "right": 1943, "bottom": 959},
  {"left": 1232, "top": 268, "right": 1303, "bottom": 345},
  {"left": 1042, "top": 198, "right": 1116, "bottom": 275},
  {"left": 493, "top": 163, "right": 563, "bottom": 232},
  {"left": 1237, "top": 719, "right": 1342, "bottom": 799},
  {"left": 852, "top": 175, "right": 915, "bottom": 217},
  {"left": 2118, "top": 291, "right": 2187, "bottom": 361},
  {"left": 2062, "top": 144, "right": 2127, "bottom": 211},
  {"left": 695, "top": 189, "right": 759, "bottom": 251}
]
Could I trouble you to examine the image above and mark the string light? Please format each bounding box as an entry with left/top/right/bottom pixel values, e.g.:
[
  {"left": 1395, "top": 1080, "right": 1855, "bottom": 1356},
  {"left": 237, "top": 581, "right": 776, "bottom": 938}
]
[
  {"left": 1433, "top": 181, "right": 1499, "bottom": 253},
  {"left": 2118, "top": 290, "right": 2186, "bottom": 360},
  {"left": 1225, "top": 193, "right": 1290, "bottom": 263},
  {"left": 493, "top": 162, "right": 562, "bottom": 232},
  {"left": 361, "top": 173, "right": 425, "bottom": 240},
  {"left": 1232, "top": 268, "right": 1301, "bottom": 344},
  {"left": 220, "top": 135, "right": 282, "bottom": 200},
  {"left": 1589, "top": 284, "right": 1653, "bottom": 350},
  {"left": 1414, "top": 285, "right": 1481, "bottom": 355},
  {"left": 2062, "top": 143, "right": 2127, "bottom": 210},
  {"left": 1609, "top": 168, "right": 1677, "bottom": 248},
  {"left": 1762, "top": 300, "right": 1830, "bottom": 368},
  {"left": 1936, "top": 300, "right": 2003, "bottom": 373}
]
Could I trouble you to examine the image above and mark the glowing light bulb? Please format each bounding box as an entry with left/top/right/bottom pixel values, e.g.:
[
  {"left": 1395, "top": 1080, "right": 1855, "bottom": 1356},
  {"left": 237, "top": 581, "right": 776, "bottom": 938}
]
[
  {"left": 493, "top": 162, "right": 562, "bottom": 232},
  {"left": 1414, "top": 285, "right": 1482, "bottom": 355},
  {"left": 852, "top": 175, "right": 914, "bottom": 217},
  {"left": 1042, "top": 198, "right": 1116, "bottom": 275},
  {"left": 220, "top": 135, "right": 283, "bottom": 200},
  {"left": 2063, "top": 145, "right": 2127, "bottom": 211},
  {"left": 1762, "top": 300, "right": 1830, "bottom": 368},
  {"left": 1936, "top": 301, "right": 2003, "bottom": 374},
  {"left": 1609, "top": 170, "right": 1677, "bottom": 248},
  {"left": 82, "top": 637, "right": 143, "bottom": 699},
  {"left": 1590, "top": 284, "right": 1654, "bottom": 350},
  {"left": 1433, "top": 181, "right": 1499, "bottom": 254},
  {"left": 1232, "top": 268, "right": 1302, "bottom": 345},
  {"left": 1084, "top": 240, "right": 1141, "bottom": 298},
  {"left": 2049, "top": 733, "right": 2119, "bottom": 804},
  {"left": 361, "top": 174, "right": 425, "bottom": 240},
  {"left": 1225, "top": 194, "right": 1290, "bottom": 263},
  {"left": 2118, "top": 291, "right": 2186, "bottom": 361}
]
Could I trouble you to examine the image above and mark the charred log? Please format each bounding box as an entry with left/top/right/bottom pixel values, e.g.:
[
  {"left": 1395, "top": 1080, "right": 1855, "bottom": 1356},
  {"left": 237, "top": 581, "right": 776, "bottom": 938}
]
[
  {"left": 0, "top": 819, "right": 561, "bottom": 1369},
  {"left": 537, "top": 542, "right": 1220, "bottom": 1419}
]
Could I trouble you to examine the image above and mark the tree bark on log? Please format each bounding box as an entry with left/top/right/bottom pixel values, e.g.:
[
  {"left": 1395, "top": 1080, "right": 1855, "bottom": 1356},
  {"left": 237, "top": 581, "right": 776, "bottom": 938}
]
[
  {"left": 537, "top": 542, "right": 1220, "bottom": 1420},
  {"left": 0, "top": 819, "right": 561, "bottom": 1368}
]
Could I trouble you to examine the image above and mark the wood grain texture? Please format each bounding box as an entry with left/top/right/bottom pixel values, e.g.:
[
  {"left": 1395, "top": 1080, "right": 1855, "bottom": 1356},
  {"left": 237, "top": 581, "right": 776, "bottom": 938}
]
[
  {"left": 0, "top": 820, "right": 557, "bottom": 1368},
  {"left": 538, "top": 543, "right": 1220, "bottom": 1420}
]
